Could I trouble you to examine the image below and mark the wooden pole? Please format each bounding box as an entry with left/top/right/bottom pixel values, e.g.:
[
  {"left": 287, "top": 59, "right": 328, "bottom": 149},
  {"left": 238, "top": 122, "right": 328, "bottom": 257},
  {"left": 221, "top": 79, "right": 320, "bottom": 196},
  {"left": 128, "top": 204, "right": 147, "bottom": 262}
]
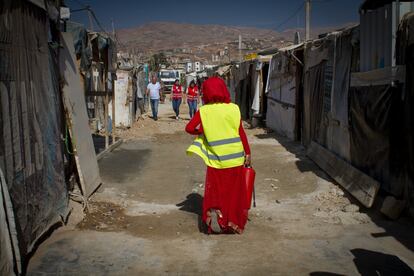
[
  {"left": 104, "top": 71, "right": 109, "bottom": 149},
  {"left": 305, "top": 0, "right": 311, "bottom": 41},
  {"left": 111, "top": 20, "right": 116, "bottom": 144},
  {"left": 87, "top": 8, "right": 94, "bottom": 31},
  {"left": 112, "top": 74, "right": 116, "bottom": 144}
]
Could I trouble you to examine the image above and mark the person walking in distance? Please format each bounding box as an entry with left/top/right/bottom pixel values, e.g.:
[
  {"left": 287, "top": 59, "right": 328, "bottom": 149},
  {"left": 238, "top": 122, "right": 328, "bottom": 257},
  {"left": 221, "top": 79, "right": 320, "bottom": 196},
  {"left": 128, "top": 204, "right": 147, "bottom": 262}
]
[
  {"left": 186, "top": 80, "right": 199, "bottom": 119},
  {"left": 171, "top": 79, "right": 183, "bottom": 120},
  {"left": 146, "top": 75, "right": 162, "bottom": 121}
]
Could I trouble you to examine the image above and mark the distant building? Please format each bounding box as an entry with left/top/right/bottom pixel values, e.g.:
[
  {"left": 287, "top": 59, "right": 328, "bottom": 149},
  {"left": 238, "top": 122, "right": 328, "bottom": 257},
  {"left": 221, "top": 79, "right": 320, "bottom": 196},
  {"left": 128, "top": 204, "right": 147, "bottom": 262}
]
[
  {"left": 186, "top": 62, "right": 193, "bottom": 73},
  {"left": 194, "top": 61, "right": 203, "bottom": 72}
]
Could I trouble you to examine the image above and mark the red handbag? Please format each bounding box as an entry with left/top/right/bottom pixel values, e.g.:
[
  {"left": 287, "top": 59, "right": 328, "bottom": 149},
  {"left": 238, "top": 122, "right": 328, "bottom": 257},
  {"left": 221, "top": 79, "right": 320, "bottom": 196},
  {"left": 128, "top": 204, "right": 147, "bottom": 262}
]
[{"left": 243, "top": 166, "right": 256, "bottom": 209}]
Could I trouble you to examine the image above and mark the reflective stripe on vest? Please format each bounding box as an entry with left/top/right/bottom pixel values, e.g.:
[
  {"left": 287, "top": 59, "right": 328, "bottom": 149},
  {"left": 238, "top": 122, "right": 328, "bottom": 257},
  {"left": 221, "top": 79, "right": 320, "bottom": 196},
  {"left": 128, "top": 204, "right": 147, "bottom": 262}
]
[
  {"left": 191, "top": 140, "right": 245, "bottom": 161},
  {"left": 186, "top": 103, "right": 245, "bottom": 169}
]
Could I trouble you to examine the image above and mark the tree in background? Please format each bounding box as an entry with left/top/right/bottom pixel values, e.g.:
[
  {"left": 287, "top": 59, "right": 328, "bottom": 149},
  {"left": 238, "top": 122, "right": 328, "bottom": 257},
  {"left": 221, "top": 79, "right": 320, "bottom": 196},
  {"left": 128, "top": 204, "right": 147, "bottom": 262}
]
[{"left": 149, "top": 52, "right": 170, "bottom": 72}]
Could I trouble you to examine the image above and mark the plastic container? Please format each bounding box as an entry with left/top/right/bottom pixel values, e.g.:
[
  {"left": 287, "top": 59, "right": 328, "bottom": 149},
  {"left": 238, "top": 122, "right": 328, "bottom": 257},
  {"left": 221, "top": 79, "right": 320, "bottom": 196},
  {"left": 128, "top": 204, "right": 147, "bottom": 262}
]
[{"left": 243, "top": 166, "right": 256, "bottom": 209}]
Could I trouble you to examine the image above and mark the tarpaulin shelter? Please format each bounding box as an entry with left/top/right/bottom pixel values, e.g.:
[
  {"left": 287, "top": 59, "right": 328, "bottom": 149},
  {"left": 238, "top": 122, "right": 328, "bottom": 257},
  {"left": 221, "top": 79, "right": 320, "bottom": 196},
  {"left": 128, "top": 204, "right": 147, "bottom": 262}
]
[
  {"left": 396, "top": 12, "right": 414, "bottom": 214},
  {"left": 303, "top": 15, "right": 414, "bottom": 212},
  {"left": 302, "top": 26, "right": 382, "bottom": 207},
  {"left": 214, "top": 59, "right": 269, "bottom": 125},
  {"left": 249, "top": 56, "right": 271, "bottom": 127},
  {"left": 346, "top": 11, "right": 414, "bottom": 214},
  {"left": 66, "top": 21, "right": 117, "bottom": 133},
  {"left": 302, "top": 26, "right": 359, "bottom": 161},
  {"left": 216, "top": 62, "right": 256, "bottom": 120},
  {"left": 265, "top": 44, "right": 304, "bottom": 140},
  {"left": 0, "top": 0, "right": 68, "bottom": 274},
  {"left": 349, "top": 68, "right": 405, "bottom": 195},
  {"left": 235, "top": 61, "right": 256, "bottom": 120}
]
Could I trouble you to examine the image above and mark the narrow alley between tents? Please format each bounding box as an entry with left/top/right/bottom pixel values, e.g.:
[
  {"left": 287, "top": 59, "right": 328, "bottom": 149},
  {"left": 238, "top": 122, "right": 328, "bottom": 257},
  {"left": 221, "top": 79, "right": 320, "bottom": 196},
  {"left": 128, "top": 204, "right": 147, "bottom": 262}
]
[{"left": 27, "top": 103, "right": 414, "bottom": 275}]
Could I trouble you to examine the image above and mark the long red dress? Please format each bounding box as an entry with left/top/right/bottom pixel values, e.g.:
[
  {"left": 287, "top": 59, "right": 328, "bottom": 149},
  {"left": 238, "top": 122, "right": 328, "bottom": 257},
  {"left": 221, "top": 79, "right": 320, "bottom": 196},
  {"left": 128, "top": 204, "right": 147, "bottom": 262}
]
[{"left": 186, "top": 111, "right": 251, "bottom": 233}]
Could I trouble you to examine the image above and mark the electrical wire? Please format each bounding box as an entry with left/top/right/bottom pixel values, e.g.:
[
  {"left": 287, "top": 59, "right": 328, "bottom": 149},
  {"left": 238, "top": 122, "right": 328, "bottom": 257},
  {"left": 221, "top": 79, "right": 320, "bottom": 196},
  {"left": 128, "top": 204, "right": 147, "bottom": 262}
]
[
  {"left": 67, "top": 0, "right": 109, "bottom": 35},
  {"left": 258, "top": 1, "right": 305, "bottom": 39},
  {"left": 271, "top": 2, "right": 305, "bottom": 31},
  {"left": 257, "top": 0, "right": 337, "bottom": 44}
]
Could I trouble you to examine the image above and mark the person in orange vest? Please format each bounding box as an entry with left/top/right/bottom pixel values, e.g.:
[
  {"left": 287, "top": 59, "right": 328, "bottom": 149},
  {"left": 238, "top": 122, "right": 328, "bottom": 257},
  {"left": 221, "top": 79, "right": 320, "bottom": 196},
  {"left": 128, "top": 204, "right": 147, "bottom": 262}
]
[
  {"left": 186, "top": 80, "right": 199, "bottom": 119},
  {"left": 171, "top": 79, "right": 183, "bottom": 120},
  {"left": 185, "top": 77, "right": 252, "bottom": 234}
]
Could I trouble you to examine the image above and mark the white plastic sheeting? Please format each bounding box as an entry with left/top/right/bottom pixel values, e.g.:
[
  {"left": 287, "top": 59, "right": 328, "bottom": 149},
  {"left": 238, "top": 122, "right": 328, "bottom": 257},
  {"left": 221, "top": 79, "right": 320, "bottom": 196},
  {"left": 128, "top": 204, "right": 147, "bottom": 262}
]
[
  {"left": 266, "top": 99, "right": 296, "bottom": 139},
  {"left": 113, "top": 71, "right": 133, "bottom": 127},
  {"left": 265, "top": 49, "right": 299, "bottom": 140},
  {"left": 251, "top": 73, "right": 261, "bottom": 116}
]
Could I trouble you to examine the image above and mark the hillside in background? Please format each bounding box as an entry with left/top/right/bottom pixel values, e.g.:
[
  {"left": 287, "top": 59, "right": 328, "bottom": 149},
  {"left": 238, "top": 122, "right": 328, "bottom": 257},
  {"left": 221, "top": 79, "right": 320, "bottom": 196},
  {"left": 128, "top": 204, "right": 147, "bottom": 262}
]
[
  {"left": 117, "top": 22, "right": 281, "bottom": 52},
  {"left": 117, "top": 21, "right": 357, "bottom": 62}
]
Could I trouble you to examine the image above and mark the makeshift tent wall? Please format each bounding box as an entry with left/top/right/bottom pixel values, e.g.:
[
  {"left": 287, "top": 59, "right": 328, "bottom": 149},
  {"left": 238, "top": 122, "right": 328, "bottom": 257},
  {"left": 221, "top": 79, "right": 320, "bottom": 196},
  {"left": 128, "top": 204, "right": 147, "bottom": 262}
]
[
  {"left": 346, "top": 12, "right": 414, "bottom": 210},
  {"left": 0, "top": 0, "right": 68, "bottom": 271},
  {"left": 349, "top": 83, "right": 396, "bottom": 193},
  {"left": 303, "top": 26, "right": 381, "bottom": 207},
  {"left": 302, "top": 27, "right": 357, "bottom": 161},
  {"left": 113, "top": 70, "right": 134, "bottom": 127},
  {"left": 265, "top": 45, "right": 303, "bottom": 140},
  {"left": 397, "top": 12, "right": 414, "bottom": 214},
  {"left": 0, "top": 168, "right": 20, "bottom": 275},
  {"left": 302, "top": 39, "right": 330, "bottom": 147},
  {"left": 66, "top": 21, "right": 117, "bottom": 131},
  {"left": 233, "top": 62, "right": 255, "bottom": 120}
]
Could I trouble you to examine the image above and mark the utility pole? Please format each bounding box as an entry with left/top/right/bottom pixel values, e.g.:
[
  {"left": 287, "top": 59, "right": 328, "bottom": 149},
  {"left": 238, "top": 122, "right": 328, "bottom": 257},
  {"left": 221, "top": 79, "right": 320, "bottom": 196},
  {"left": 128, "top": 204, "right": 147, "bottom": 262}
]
[
  {"left": 111, "top": 18, "right": 116, "bottom": 40},
  {"left": 305, "top": 0, "right": 311, "bottom": 41},
  {"left": 238, "top": 34, "right": 242, "bottom": 62},
  {"left": 87, "top": 7, "right": 94, "bottom": 31},
  {"left": 111, "top": 18, "right": 116, "bottom": 144}
]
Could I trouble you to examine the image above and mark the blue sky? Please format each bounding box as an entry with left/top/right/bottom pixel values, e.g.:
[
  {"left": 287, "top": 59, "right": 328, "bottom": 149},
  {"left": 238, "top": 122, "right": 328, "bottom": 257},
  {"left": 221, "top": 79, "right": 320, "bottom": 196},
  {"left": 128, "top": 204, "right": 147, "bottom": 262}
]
[{"left": 67, "top": 0, "right": 363, "bottom": 31}]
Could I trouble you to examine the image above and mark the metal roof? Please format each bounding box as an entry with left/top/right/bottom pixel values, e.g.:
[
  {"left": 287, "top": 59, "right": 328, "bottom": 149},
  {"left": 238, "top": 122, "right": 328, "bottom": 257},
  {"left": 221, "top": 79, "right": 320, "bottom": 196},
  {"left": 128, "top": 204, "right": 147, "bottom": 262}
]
[
  {"left": 278, "top": 43, "right": 304, "bottom": 53},
  {"left": 257, "top": 47, "right": 279, "bottom": 56}
]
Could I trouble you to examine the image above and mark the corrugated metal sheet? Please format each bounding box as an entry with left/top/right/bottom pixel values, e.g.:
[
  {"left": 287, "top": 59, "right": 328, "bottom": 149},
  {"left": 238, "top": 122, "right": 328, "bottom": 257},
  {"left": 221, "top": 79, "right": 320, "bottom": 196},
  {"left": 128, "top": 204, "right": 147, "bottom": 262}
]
[{"left": 360, "top": 2, "right": 414, "bottom": 72}]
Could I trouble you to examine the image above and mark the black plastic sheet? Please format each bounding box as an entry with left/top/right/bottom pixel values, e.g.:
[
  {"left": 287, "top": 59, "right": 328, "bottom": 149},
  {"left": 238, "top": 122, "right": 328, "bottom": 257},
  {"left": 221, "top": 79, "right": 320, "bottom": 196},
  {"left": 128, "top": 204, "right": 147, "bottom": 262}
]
[
  {"left": 303, "top": 61, "right": 326, "bottom": 147},
  {"left": 397, "top": 13, "right": 414, "bottom": 213},
  {"left": 349, "top": 84, "right": 410, "bottom": 197},
  {"left": 349, "top": 85, "right": 393, "bottom": 189},
  {"left": 0, "top": 0, "right": 68, "bottom": 259}
]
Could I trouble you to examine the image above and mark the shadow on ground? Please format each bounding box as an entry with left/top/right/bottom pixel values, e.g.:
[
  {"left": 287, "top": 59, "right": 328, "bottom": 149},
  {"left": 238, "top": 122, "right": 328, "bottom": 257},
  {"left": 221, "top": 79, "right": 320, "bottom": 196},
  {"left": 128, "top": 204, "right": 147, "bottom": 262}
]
[
  {"left": 309, "top": 272, "right": 345, "bottom": 276},
  {"left": 98, "top": 148, "right": 151, "bottom": 183},
  {"left": 92, "top": 134, "right": 117, "bottom": 154},
  {"left": 255, "top": 132, "right": 332, "bottom": 183},
  {"left": 351, "top": 248, "right": 414, "bottom": 275},
  {"left": 255, "top": 131, "right": 414, "bottom": 254},
  {"left": 176, "top": 193, "right": 206, "bottom": 233}
]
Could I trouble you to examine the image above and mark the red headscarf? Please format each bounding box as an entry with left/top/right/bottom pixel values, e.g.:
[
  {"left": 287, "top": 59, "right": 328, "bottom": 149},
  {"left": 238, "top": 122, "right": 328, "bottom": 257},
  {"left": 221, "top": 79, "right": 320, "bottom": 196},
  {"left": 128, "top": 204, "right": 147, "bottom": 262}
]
[{"left": 201, "top": 77, "right": 231, "bottom": 104}]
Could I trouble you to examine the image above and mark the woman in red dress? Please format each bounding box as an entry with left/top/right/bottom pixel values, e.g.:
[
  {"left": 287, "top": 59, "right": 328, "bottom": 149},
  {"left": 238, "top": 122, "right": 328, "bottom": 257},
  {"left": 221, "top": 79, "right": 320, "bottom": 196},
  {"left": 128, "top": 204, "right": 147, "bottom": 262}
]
[{"left": 185, "top": 77, "right": 251, "bottom": 234}]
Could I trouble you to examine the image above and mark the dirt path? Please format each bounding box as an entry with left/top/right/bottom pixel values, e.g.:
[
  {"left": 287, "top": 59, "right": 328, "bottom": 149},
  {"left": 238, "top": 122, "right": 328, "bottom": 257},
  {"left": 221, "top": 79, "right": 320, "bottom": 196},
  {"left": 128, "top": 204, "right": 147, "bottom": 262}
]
[{"left": 28, "top": 101, "right": 414, "bottom": 275}]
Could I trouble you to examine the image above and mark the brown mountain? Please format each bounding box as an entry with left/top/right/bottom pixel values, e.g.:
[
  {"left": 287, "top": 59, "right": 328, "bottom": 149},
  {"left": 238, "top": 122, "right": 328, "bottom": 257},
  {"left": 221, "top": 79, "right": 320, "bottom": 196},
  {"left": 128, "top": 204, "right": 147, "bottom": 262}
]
[
  {"left": 117, "top": 22, "right": 357, "bottom": 60},
  {"left": 117, "top": 22, "right": 282, "bottom": 53}
]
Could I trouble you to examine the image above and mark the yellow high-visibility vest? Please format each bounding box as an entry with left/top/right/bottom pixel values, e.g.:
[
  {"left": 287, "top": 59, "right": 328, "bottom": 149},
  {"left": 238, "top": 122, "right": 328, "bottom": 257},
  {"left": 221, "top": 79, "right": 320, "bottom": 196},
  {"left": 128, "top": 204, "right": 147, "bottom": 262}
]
[{"left": 186, "top": 103, "right": 245, "bottom": 169}]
